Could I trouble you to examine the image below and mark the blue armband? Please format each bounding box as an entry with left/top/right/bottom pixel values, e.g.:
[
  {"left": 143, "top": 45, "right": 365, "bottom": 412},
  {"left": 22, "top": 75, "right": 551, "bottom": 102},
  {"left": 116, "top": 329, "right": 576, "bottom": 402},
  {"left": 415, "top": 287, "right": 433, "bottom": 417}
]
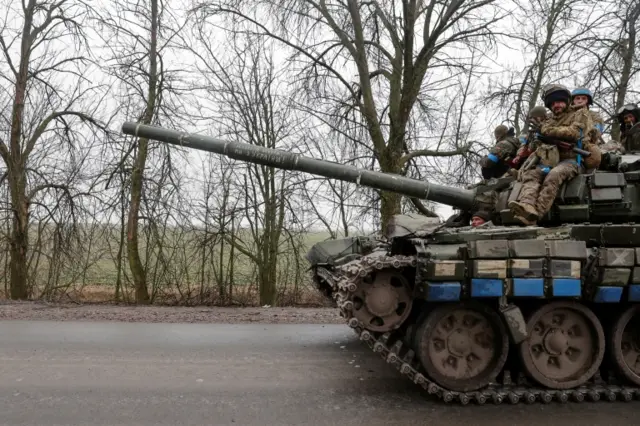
[
  {"left": 595, "top": 123, "right": 604, "bottom": 133},
  {"left": 539, "top": 165, "right": 551, "bottom": 174},
  {"left": 487, "top": 153, "right": 499, "bottom": 163},
  {"left": 576, "top": 129, "right": 583, "bottom": 166}
]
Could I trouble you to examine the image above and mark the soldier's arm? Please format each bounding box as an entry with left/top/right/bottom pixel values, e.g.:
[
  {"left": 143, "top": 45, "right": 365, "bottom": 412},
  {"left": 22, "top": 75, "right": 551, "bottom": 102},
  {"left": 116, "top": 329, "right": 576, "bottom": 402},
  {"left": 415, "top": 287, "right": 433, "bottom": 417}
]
[
  {"left": 486, "top": 140, "right": 517, "bottom": 162},
  {"left": 592, "top": 112, "right": 604, "bottom": 134},
  {"left": 541, "top": 110, "right": 594, "bottom": 143}
]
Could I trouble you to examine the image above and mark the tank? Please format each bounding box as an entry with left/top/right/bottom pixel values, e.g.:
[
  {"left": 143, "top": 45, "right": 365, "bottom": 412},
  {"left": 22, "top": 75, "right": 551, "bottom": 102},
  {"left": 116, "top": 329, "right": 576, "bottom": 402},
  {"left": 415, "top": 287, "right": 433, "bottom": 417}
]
[{"left": 122, "top": 122, "right": 640, "bottom": 405}]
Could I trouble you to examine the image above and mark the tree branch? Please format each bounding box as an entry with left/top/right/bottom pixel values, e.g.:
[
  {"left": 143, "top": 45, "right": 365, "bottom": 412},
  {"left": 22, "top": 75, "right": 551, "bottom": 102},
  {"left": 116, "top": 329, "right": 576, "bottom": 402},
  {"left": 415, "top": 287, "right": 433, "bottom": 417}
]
[{"left": 399, "top": 144, "right": 472, "bottom": 167}]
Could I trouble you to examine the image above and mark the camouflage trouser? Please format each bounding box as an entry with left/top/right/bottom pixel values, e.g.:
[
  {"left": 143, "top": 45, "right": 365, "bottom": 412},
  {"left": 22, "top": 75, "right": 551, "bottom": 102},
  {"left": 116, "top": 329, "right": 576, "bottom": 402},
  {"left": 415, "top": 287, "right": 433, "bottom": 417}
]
[{"left": 518, "top": 161, "right": 579, "bottom": 216}]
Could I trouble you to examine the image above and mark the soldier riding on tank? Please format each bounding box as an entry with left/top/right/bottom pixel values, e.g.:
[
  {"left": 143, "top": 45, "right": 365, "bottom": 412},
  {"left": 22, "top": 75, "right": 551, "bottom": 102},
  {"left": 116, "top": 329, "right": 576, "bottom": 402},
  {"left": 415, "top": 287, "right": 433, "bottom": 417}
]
[
  {"left": 618, "top": 103, "right": 640, "bottom": 152},
  {"left": 509, "top": 106, "right": 550, "bottom": 170},
  {"left": 479, "top": 125, "right": 519, "bottom": 179},
  {"left": 571, "top": 87, "right": 605, "bottom": 142},
  {"left": 508, "top": 84, "right": 600, "bottom": 226}
]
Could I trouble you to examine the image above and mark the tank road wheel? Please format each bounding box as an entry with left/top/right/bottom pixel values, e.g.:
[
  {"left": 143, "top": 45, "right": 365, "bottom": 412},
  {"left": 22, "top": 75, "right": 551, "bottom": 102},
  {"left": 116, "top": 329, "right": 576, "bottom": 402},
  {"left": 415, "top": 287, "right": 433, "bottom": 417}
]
[
  {"left": 519, "top": 301, "right": 605, "bottom": 389},
  {"left": 415, "top": 302, "right": 509, "bottom": 392},
  {"left": 351, "top": 269, "right": 412, "bottom": 332},
  {"left": 610, "top": 306, "right": 640, "bottom": 386}
]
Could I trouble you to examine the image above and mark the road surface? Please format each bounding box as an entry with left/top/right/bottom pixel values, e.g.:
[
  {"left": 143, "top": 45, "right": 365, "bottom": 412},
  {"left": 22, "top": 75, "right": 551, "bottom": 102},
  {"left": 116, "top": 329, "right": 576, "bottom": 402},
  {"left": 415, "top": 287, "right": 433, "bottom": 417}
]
[{"left": 0, "top": 321, "right": 636, "bottom": 425}]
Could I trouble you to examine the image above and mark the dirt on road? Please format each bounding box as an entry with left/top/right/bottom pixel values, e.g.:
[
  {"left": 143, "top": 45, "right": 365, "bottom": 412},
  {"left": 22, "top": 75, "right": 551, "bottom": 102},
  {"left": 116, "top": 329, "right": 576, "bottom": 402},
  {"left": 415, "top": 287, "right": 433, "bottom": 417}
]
[{"left": 0, "top": 301, "right": 343, "bottom": 324}]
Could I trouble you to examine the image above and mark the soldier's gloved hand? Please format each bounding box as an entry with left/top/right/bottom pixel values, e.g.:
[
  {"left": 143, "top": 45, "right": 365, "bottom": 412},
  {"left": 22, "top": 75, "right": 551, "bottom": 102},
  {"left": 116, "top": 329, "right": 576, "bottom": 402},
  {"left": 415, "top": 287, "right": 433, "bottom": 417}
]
[{"left": 528, "top": 118, "right": 541, "bottom": 132}]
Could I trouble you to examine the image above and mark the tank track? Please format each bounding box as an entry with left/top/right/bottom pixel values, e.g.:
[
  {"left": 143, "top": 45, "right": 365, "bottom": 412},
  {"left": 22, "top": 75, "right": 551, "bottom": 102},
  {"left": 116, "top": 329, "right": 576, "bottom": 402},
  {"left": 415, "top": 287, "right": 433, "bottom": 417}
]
[{"left": 316, "top": 252, "right": 640, "bottom": 405}]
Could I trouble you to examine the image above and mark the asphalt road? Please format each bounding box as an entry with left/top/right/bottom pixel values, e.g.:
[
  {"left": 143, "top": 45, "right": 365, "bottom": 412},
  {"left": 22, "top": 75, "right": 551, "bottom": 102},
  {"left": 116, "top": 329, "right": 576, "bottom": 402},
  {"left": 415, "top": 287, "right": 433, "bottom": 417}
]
[{"left": 0, "top": 321, "right": 636, "bottom": 426}]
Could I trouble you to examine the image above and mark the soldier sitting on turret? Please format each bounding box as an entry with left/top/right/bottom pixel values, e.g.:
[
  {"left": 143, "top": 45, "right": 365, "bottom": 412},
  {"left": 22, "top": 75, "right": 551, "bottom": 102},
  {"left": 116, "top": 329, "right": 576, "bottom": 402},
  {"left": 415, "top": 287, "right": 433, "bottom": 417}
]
[
  {"left": 509, "top": 106, "right": 550, "bottom": 170},
  {"left": 571, "top": 88, "right": 605, "bottom": 143},
  {"left": 508, "top": 84, "right": 598, "bottom": 226},
  {"left": 479, "top": 125, "right": 519, "bottom": 179},
  {"left": 618, "top": 103, "right": 640, "bottom": 152}
]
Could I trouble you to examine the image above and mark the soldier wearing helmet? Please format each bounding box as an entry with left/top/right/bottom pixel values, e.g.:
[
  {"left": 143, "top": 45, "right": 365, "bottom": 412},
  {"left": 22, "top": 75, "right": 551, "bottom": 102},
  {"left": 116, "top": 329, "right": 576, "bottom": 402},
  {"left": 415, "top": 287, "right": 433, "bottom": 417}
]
[
  {"left": 479, "top": 124, "right": 519, "bottom": 179},
  {"left": 571, "top": 87, "right": 605, "bottom": 142},
  {"left": 508, "top": 84, "right": 597, "bottom": 226},
  {"left": 509, "top": 106, "right": 550, "bottom": 169},
  {"left": 617, "top": 103, "right": 640, "bottom": 152},
  {"left": 570, "top": 87, "right": 603, "bottom": 169}
]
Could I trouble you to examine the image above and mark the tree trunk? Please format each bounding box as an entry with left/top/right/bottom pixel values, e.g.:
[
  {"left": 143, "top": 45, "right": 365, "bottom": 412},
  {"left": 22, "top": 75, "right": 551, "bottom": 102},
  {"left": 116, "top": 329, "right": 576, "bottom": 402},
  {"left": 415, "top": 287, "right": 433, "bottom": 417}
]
[
  {"left": 6, "top": 5, "right": 33, "bottom": 300},
  {"left": 126, "top": 0, "right": 159, "bottom": 304},
  {"left": 127, "top": 141, "right": 150, "bottom": 304},
  {"left": 9, "top": 173, "right": 29, "bottom": 299},
  {"left": 378, "top": 145, "right": 402, "bottom": 234}
]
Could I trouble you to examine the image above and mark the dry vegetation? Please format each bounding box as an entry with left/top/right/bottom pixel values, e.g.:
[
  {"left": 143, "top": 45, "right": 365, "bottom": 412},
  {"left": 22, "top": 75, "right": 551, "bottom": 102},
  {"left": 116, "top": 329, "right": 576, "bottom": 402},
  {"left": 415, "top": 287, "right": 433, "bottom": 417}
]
[{"left": 0, "top": 0, "right": 638, "bottom": 307}]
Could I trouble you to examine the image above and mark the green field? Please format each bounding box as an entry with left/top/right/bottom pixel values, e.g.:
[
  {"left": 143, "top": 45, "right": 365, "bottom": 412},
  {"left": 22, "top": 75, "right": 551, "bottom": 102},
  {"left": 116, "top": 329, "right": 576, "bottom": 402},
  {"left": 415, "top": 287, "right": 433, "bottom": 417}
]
[{"left": 0, "top": 224, "right": 356, "bottom": 306}]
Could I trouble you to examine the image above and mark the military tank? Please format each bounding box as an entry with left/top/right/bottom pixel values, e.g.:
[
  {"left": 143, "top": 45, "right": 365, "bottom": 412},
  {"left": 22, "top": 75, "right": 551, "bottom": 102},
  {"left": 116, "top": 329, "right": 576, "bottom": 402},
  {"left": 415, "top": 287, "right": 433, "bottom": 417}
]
[{"left": 122, "top": 122, "right": 640, "bottom": 405}]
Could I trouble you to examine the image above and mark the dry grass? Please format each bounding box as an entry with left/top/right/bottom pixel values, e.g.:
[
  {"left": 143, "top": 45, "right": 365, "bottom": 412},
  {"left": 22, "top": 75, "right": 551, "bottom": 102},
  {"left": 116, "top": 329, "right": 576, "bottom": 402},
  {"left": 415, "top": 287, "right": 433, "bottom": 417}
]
[{"left": 0, "top": 283, "right": 331, "bottom": 307}]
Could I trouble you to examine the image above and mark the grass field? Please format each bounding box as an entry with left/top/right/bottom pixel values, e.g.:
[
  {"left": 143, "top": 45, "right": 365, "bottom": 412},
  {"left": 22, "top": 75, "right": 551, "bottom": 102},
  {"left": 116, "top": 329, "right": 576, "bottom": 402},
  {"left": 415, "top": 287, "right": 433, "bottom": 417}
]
[{"left": 0, "top": 225, "right": 357, "bottom": 306}]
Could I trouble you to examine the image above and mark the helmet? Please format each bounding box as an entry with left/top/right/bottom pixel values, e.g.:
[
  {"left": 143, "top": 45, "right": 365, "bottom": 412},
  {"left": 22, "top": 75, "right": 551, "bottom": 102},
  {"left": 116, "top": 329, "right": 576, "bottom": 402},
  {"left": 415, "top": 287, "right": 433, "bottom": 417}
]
[
  {"left": 541, "top": 84, "right": 571, "bottom": 109},
  {"left": 528, "top": 106, "right": 548, "bottom": 119},
  {"left": 617, "top": 103, "right": 640, "bottom": 123},
  {"left": 571, "top": 87, "right": 593, "bottom": 106},
  {"left": 494, "top": 124, "right": 508, "bottom": 140}
]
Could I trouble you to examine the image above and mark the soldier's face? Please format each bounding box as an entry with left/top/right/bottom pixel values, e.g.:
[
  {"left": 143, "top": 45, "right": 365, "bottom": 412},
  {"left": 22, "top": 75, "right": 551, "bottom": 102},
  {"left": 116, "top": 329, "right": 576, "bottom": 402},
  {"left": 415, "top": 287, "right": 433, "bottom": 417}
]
[
  {"left": 624, "top": 113, "right": 636, "bottom": 126},
  {"left": 551, "top": 101, "right": 567, "bottom": 114},
  {"left": 573, "top": 95, "right": 588, "bottom": 107},
  {"left": 471, "top": 216, "right": 486, "bottom": 227}
]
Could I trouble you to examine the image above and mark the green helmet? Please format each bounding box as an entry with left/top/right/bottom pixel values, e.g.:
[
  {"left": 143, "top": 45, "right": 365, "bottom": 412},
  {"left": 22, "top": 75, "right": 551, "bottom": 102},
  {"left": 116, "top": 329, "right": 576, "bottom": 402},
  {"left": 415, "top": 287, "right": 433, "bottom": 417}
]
[
  {"left": 528, "top": 105, "right": 548, "bottom": 119},
  {"left": 541, "top": 84, "right": 571, "bottom": 109},
  {"left": 494, "top": 124, "right": 509, "bottom": 140}
]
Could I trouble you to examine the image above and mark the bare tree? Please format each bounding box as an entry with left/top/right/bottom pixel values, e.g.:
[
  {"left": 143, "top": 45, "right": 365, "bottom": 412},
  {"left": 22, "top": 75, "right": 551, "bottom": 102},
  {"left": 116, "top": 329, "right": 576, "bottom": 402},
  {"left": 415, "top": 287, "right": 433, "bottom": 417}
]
[
  {"left": 0, "top": 0, "right": 109, "bottom": 299},
  {"left": 184, "top": 25, "right": 306, "bottom": 305},
  {"left": 94, "top": 0, "right": 188, "bottom": 303},
  {"left": 191, "top": 0, "right": 499, "bottom": 232},
  {"left": 580, "top": 0, "right": 640, "bottom": 141},
  {"left": 484, "top": 0, "right": 605, "bottom": 133}
]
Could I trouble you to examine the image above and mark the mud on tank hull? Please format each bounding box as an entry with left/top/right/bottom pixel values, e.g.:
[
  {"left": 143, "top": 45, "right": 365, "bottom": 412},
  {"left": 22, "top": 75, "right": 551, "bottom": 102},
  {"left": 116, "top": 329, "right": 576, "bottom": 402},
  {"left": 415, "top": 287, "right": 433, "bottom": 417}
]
[{"left": 307, "top": 215, "right": 640, "bottom": 405}]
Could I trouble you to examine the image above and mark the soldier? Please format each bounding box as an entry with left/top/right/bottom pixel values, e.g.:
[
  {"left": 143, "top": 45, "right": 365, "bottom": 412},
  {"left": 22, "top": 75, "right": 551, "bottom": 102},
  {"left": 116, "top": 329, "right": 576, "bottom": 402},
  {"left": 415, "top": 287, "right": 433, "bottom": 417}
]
[
  {"left": 471, "top": 210, "right": 490, "bottom": 227},
  {"left": 571, "top": 88, "right": 605, "bottom": 142},
  {"left": 508, "top": 84, "right": 596, "bottom": 226},
  {"left": 617, "top": 103, "right": 640, "bottom": 152},
  {"left": 509, "top": 106, "right": 550, "bottom": 169},
  {"left": 479, "top": 124, "right": 520, "bottom": 179}
]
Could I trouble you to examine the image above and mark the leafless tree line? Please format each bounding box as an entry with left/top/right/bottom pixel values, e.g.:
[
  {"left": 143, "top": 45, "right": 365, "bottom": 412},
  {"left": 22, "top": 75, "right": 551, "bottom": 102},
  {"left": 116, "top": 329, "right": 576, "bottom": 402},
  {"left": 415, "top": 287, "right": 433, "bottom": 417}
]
[{"left": 0, "top": 0, "right": 638, "bottom": 305}]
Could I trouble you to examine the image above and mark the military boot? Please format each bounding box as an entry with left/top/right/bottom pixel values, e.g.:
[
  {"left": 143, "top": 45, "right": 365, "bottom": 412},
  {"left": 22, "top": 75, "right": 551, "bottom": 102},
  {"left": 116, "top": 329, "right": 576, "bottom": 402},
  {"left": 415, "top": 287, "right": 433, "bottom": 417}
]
[
  {"left": 513, "top": 214, "right": 537, "bottom": 226},
  {"left": 508, "top": 200, "right": 539, "bottom": 221}
]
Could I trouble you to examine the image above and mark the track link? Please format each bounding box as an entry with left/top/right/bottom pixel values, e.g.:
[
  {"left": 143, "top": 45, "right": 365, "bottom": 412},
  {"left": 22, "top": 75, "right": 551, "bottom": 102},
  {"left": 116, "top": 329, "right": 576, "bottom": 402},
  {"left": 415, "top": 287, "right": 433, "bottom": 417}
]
[{"left": 315, "top": 253, "right": 640, "bottom": 405}]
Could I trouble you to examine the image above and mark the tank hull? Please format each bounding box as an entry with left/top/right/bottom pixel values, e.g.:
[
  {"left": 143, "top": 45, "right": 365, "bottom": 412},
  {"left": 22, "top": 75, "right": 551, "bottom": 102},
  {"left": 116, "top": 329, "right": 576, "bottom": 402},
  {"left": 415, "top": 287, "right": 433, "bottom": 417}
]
[{"left": 309, "top": 219, "right": 640, "bottom": 405}]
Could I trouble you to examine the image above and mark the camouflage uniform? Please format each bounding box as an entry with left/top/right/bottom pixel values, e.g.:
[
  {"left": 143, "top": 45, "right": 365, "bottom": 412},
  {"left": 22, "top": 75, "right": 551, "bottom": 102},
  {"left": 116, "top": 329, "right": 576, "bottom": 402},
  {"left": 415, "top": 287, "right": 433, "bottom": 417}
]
[
  {"left": 618, "top": 105, "right": 640, "bottom": 152},
  {"left": 623, "top": 124, "right": 640, "bottom": 151},
  {"left": 509, "top": 85, "right": 595, "bottom": 224},
  {"left": 590, "top": 110, "right": 605, "bottom": 142},
  {"left": 571, "top": 87, "right": 604, "bottom": 147},
  {"left": 479, "top": 125, "right": 520, "bottom": 179}
]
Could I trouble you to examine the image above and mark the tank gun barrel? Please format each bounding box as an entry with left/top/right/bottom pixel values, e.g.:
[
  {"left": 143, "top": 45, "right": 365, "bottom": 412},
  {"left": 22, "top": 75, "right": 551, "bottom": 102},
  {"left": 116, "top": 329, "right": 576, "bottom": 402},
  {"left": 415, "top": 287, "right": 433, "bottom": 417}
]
[{"left": 121, "top": 122, "right": 476, "bottom": 211}]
